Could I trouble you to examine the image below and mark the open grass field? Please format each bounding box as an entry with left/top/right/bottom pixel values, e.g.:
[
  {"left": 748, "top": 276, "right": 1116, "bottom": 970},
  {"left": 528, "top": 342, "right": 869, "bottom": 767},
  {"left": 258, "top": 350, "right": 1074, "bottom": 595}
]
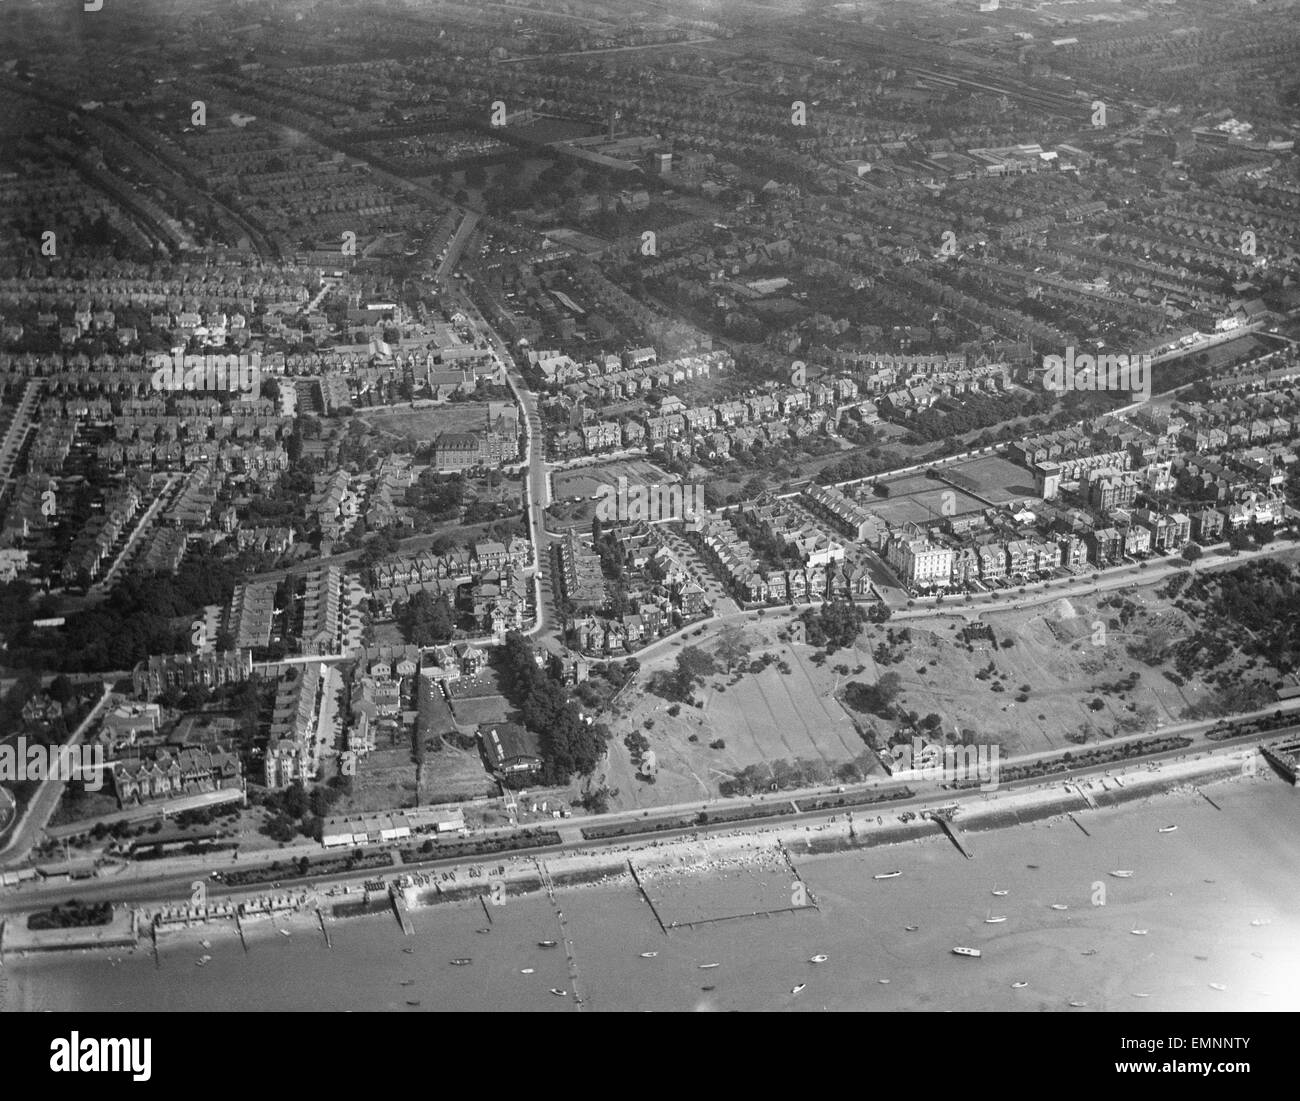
[
  {"left": 354, "top": 403, "right": 496, "bottom": 444},
  {"left": 552, "top": 457, "right": 674, "bottom": 502},
  {"left": 600, "top": 619, "right": 869, "bottom": 811},
  {"left": 595, "top": 578, "right": 1236, "bottom": 811},
  {"left": 864, "top": 478, "right": 985, "bottom": 526},
  {"left": 943, "top": 454, "right": 1040, "bottom": 503},
  {"left": 339, "top": 743, "right": 496, "bottom": 813}
]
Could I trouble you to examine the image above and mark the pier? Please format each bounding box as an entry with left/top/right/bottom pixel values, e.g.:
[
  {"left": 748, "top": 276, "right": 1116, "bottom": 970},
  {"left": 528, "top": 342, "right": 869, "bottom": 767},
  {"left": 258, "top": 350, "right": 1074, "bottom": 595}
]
[
  {"left": 933, "top": 813, "right": 973, "bottom": 858},
  {"left": 628, "top": 860, "right": 668, "bottom": 935}
]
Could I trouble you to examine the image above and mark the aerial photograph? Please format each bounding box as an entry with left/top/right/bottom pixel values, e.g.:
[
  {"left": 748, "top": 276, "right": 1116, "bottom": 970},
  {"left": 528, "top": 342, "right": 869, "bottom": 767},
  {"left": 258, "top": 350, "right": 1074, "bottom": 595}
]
[{"left": 0, "top": 0, "right": 1297, "bottom": 1036}]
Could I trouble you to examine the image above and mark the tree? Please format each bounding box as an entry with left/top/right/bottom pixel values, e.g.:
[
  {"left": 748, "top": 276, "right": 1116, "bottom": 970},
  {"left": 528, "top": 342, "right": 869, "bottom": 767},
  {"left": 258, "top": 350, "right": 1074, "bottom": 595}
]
[{"left": 47, "top": 675, "right": 75, "bottom": 704}]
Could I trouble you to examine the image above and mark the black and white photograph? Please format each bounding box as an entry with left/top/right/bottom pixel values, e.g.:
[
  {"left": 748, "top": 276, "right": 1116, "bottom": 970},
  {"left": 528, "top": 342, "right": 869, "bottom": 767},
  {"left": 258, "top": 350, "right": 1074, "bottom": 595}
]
[{"left": 0, "top": 0, "right": 1297, "bottom": 1047}]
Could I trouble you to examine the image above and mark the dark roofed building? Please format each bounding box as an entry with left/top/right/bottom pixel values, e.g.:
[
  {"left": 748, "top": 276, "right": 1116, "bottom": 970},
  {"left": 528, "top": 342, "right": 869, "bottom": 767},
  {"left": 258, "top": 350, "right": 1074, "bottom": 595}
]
[{"left": 479, "top": 722, "right": 542, "bottom": 776}]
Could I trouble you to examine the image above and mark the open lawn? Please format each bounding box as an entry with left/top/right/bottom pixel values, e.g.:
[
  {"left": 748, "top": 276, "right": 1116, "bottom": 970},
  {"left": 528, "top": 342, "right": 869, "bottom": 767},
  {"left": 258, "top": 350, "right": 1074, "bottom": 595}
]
[
  {"left": 338, "top": 742, "right": 496, "bottom": 814},
  {"left": 552, "top": 457, "right": 674, "bottom": 501},
  {"left": 600, "top": 620, "right": 869, "bottom": 811},
  {"left": 943, "top": 454, "right": 1040, "bottom": 503},
  {"left": 354, "top": 403, "right": 497, "bottom": 444},
  {"left": 592, "top": 577, "right": 1243, "bottom": 810}
]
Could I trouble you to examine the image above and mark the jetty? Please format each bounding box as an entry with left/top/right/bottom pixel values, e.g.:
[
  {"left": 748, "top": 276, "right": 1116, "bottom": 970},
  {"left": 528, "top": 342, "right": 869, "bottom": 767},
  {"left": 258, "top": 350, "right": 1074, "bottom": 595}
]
[{"left": 932, "top": 810, "right": 973, "bottom": 858}]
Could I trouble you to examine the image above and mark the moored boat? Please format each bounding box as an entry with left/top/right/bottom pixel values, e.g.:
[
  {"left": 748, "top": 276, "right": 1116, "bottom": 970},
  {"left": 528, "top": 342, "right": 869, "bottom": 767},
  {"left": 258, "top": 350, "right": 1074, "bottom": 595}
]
[
  {"left": 952, "top": 946, "right": 981, "bottom": 958},
  {"left": 1110, "top": 870, "right": 1135, "bottom": 878},
  {"left": 874, "top": 871, "right": 902, "bottom": 880}
]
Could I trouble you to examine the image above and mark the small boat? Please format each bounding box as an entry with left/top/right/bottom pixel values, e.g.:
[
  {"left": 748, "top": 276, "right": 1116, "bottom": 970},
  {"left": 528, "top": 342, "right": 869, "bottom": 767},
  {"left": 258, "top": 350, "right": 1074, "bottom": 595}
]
[
  {"left": 699, "top": 963, "right": 720, "bottom": 970},
  {"left": 1130, "top": 929, "right": 1149, "bottom": 936},
  {"left": 1131, "top": 993, "right": 1150, "bottom": 999},
  {"left": 985, "top": 916, "right": 1007, "bottom": 924},
  {"left": 475, "top": 928, "right": 491, "bottom": 934},
  {"left": 537, "top": 940, "right": 558, "bottom": 948},
  {"left": 639, "top": 952, "right": 658, "bottom": 958},
  {"left": 904, "top": 924, "right": 919, "bottom": 932},
  {"left": 550, "top": 988, "right": 567, "bottom": 997},
  {"left": 791, "top": 983, "right": 806, "bottom": 995},
  {"left": 1209, "top": 983, "right": 1226, "bottom": 992},
  {"left": 400, "top": 980, "right": 414, "bottom": 986},
  {"left": 279, "top": 929, "right": 291, "bottom": 937},
  {"left": 1194, "top": 955, "right": 1208, "bottom": 961},
  {"left": 402, "top": 948, "right": 414, "bottom": 955},
  {"left": 1050, "top": 904, "right": 1069, "bottom": 911},
  {"left": 451, "top": 958, "right": 472, "bottom": 966},
  {"left": 1068, "top": 1000, "right": 1089, "bottom": 1008},
  {"left": 1082, "top": 949, "right": 1098, "bottom": 957},
  {"left": 874, "top": 871, "right": 902, "bottom": 880},
  {"left": 200, "top": 939, "right": 212, "bottom": 950},
  {"left": 809, "top": 954, "right": 829, "bottom": 963},
  {"left": 520, "top": 968, "right": 535, "bottom": 975},
  {"left": 1011, "top": 981, "right": 1028, "bottom": 989},
  {"left": 1250, "top": 919, "right": 1271, "bottom": 927},
  {"left": 1026, "top": 864, "right": 1039, "bottom": 870},
  {"left": 406, "top": 1000, "right": 421, "bottom": 1007},
  {"left": 1158, "top": 825, "right": 1178, "bottom": 833},
  {"left": 877, "top": 978, "right": 890, "bottom": 985},
  {"left": 196, "top": 955, "right": 212, "bottom": 966},
  {"left": 1110, "top": 870, "right": 1135, "bottom": 879},
  {"left": 991, "top": 889, "right": 1009, "bottom": 897},
  {"left": 951, "top": 946, "right": 981, "bottom": 958},
  {"left": 701, "top": 985, "right": 716, "bottom": 992}
]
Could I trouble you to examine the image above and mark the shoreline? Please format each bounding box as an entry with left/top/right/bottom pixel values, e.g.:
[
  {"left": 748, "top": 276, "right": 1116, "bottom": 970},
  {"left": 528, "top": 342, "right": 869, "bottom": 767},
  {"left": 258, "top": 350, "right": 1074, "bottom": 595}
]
[{"left": 1, "top": 747, "right": 1260, "bottom": 959}]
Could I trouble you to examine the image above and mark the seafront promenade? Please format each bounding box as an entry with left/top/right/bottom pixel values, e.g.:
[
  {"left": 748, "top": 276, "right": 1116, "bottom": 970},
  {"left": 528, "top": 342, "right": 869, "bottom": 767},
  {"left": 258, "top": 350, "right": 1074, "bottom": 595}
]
[{"left": 0, "top": 745, "right": 1264, "bottom": 957}]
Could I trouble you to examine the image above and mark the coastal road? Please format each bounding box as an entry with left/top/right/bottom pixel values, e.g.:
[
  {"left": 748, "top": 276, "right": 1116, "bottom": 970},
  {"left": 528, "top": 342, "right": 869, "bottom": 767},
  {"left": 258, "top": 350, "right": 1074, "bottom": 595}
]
[{"left": 0, "top": 730, "right": 1277, "bottom": 918}]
